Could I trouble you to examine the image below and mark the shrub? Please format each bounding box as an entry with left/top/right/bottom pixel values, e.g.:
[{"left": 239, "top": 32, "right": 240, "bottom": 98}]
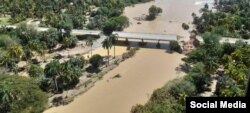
[
  {"left": 167, "top": 79, "right": 196, "bottom": 98},
  {"left": 215, "top": 76, "right": 244, "bottom": 97},
  {"left": 122, "top": 47, "right": 139, "bottom": 60},
  {"left": 89, "top": 54, "right": 103, "bottom": 68},
  {"left": 28, "top": 64, "right": 44, "bottom": 77},
  {"left": 130, "top": 78, "right": 193, "bottom": 113},
  {"left": 182, "top": 23, "right": 190, "bottom": 30},
  {"left": 0, "top": 34, "right": 17, "bottom": 48},
  {"left": 147, "top": 5, "right": 162, "bottom": 20},
  {"left": 67, "top": 56, "right": 86, "bottom": 68},
  {"left": 169, "top": 41, "right": 182, "bottom": 53},
  {"left": 150, "top": 78, "right": 196, "bottom": 102},
  {"left": 131, "top": 98, "right": 183, "bottom": 113}
]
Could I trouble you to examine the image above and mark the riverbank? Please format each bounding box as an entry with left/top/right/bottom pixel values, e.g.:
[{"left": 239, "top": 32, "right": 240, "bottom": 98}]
[
  {"left": 44, "top": 46, "right": 185, "bottom": 113},
  {"left": 44, "top": 0, "right": 205, "bottom": 113}
]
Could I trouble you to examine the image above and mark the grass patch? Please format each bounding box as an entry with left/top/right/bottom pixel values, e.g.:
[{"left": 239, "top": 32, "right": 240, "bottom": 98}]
[{"left": 0, "top": 17, "right": 10, "bottom": 25}]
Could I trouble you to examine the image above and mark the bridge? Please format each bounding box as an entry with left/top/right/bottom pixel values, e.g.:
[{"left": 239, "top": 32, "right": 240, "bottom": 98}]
[
  {"left": 2, "top": 25, "right": 250, "bottom": 44},
  {"left": 196, "top": 36, "right": 250, "bottom": 44},
  {"left": 1, "top": 25, "right": 179, "bottom": 42},
  {"left": 113, "top": 31, "right": 178, "bottom": 42}
]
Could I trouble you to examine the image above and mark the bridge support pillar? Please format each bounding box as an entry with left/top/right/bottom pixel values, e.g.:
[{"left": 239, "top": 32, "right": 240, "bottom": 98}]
[
  {"left": 139, "top": 39, "right": 146, "bottom": 47},
  {"left": 156, "top": 40, "right": 161, "bottom": 48},
  {"left": 125, "top": 38, "right": 129, "bottom": 45}
]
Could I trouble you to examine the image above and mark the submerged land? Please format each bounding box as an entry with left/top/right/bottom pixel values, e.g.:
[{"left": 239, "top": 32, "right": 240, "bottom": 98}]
[
  {"left": 44, "top": 0, "right": 206, "bottom": 113},
  {"left": 1, "top": 0, "right": 249, "bottom": 113}
]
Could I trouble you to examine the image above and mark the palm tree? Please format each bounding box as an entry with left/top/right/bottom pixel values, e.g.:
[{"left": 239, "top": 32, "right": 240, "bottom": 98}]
[
  {"left": 63, "top": 37, "right": 73, "bottom": 48},
  {"left": 44, "top": 60, "right": 61, "bottom": 92},
  {"left": 60, "top": 62, "right": 81, "bottom": 87},
  {"left": 85, "top": 36, "right": 95, "bottom": 57},
  {"left": 102, "top": 38, "right": 112, "bottom": 64},
  {"left": 0, "top": 55, "right": 17, "bottom": 73},
  {"left": 109, "top": 33, "right": 119, "bottom": 58},
  {"left": 6, "top": 45, "right": 24, "bottom": 60},
  {"left": 0, "top": 83, "right": 19, "bottom": 104}
]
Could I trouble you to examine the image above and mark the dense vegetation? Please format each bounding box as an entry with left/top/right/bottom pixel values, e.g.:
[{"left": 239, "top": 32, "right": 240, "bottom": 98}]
[
  {"left": 193, "top": 0, "right": 250, "bottom": 39},
  {"left": 0, "top": 23, "right": 77, "bottom": 73},
  {"left": 0, "top": 0, "right": 159, "bottom": 112},
  {"left": 0, "top": 0, "right": 151, "bottom": 30},
  {"left": 132, "top": 1, "right": 250, "bottom": 112},
  {"left": 0, "top": 75, "right": 48, "bottom": 113},
  {"left": 42, "top": 56, "right": 85, "bottom": 93},
  {"left": 131, "top": 31, "right": 250, "bottom": 112}
]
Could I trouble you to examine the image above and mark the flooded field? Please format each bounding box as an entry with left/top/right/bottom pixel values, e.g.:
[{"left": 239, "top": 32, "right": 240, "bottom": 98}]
[
  {"left": 44, "top": 47, "right": 185, "bottom": 113},
  {"left": 44, "top": 0, "right": 211, "bottom": 113}
]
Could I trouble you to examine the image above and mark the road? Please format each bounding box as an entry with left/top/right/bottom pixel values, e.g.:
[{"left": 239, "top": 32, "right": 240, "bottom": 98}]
[
  {"left": 2, "top": 25, "right": 250, "bottom": 44},
  {"left": 1, "top": 25, "right": 178, "bottom": 41},
  {"left": 196, "top": 36, "right": 250, "bottom": 44}
]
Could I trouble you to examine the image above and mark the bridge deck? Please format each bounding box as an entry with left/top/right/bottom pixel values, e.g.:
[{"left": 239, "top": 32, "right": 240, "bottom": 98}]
[
  {"left": 2, "top": 25, "right": 101, "bottom": 36},
  {"left": 113, "top": 32, "right": 178, "bottom": 41},
  {"left": 196, "top": 36, "right": 250, "bottom": 44}
]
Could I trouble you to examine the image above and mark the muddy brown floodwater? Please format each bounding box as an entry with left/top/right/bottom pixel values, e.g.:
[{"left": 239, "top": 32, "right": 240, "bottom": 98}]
[
  {"left": 44, "top": 0, "right": 209, "bottom": 113},
  {"left": 44, "top": 47, "right": 185, "bottom": 113}
]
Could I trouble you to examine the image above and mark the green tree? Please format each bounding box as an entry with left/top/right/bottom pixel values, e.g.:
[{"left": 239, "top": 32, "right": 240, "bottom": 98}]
[
  {"left": 103, "top": 16, "right": 129, "bottom": 35},
  {"left": 62, "top": 36, "right": 78, "bottom": 48},
  {"left": 67, "top": 56, "right": 85, "bottom": 69},
  {"left": 0, "top": 75, "right": 48, "bottom": 113},
  {"left": 85, "top": 36, "right": 95, "bottom": 57},
  {"left": 102, "top": 38, "right": 112, "bottom": 64},
  {"left": 169, "top": 41, "right": 181, "bottom": 53},
  {"left": 41, "top": 29, "right": 59, "bottom": 52},
  {"left": 0, "top": 55, "right": 18, "bottom": 73},
  {"left": 44, "top": 60, "right": 61, "bottom": 92},
  {"left": 147, "top": 5, "right": 162, "bottom": 20},
  {"left": 182, "top": 23, "right": 189, "bottom": 30},
  {"left": 89, "top": 54, "right": 103, "bottom": 68},
  {"left": 185, "top": 62, "right": 211, "bottom": 93},
  {"left": 109, "top": 33, "right": 119, "bottom": 58},
  {"left": 60, "top": 61, "right": 82, "bottom": 89}
]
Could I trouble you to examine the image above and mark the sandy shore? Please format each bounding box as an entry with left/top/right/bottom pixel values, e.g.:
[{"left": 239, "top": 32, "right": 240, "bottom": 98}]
[{"left": 44, "top": 47, "right": 185, "bottom": 113}]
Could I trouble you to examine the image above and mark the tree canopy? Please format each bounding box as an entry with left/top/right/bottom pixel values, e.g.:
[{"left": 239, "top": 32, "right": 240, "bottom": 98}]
[
  {"left": 193, "top": 0, "right": 250, "bottom": 39},
  {"left": 0, "top": 75, "right": 48, "bottom": 113}
]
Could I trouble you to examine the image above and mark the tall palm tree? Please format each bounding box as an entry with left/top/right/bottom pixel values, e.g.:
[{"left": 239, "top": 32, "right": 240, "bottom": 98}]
[
  {"left": 109, "top": 33, "right": 119, "bottom": 58},
  {"left": 102, "top": 38, "right": 112, "bottom": 64},
  {"left": 44, "top": 60, "right": 61, "bottom": 92},
  {"left": 85, "top": 36, "right": 95, "bottom": 57}
]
